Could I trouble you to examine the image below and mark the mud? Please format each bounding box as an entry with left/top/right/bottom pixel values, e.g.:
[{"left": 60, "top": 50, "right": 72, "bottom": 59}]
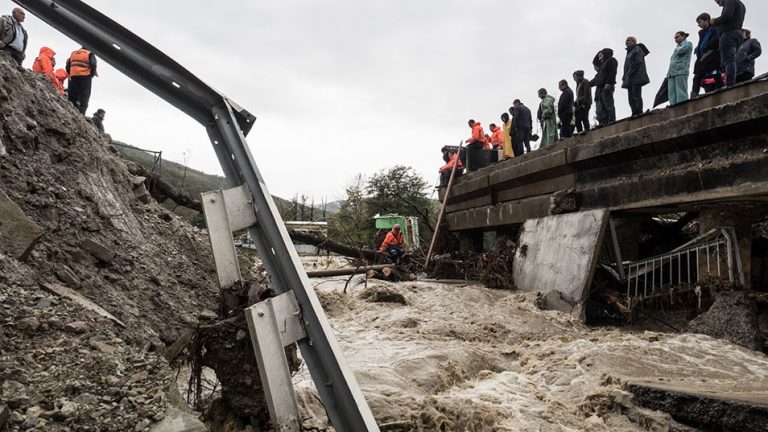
[{"left": 293, "top": 278, "right": 768, "bottom": 431}]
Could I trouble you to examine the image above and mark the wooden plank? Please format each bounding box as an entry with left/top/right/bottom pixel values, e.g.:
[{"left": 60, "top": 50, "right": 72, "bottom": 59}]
[
  {"left": 496, "top": 174, "right": 575, "bottom": 203},
  {"left": 41, "top": 283, "right": 126, "bottom": 328}
]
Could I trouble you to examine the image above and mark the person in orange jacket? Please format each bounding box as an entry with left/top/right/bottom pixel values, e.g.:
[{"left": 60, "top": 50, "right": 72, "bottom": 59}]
[
  {"left": 66, "top": 46, "right": 98, "bottom": 114},
  {"left": 32, "top": 46, "right": 58, "bottom": 91},
  {"left": 54, "top": 68, "right": 68, "bottom": 95},
  {"left": 489, "top": 123, "right": 504, "bottom": 150},
  {"left": 379, "top": 224, "right": 405, "bottom": 263},
  {"left": 439, "top": 148, "right": 463, "bottom": 186},
  {"left": 465, "top": 119, "right": 488, "bottom": 171}
]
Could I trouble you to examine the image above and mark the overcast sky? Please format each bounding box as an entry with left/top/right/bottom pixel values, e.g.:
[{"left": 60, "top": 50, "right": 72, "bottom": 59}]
[{"left": 5, "top": 1, "right": 767, "bottom": 202}]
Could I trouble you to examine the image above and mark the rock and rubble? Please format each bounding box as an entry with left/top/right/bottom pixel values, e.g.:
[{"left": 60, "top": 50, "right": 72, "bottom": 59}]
[{"left": 0, "top": 50, "right": 219, "bottom": 430}]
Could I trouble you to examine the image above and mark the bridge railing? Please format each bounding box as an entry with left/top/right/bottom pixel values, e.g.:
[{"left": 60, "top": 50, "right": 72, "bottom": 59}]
[{"left": 624, "top": 227, "right": 745, "bottom": 305}]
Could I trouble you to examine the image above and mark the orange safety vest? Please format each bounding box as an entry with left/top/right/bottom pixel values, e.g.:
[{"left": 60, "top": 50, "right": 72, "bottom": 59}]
[{"left": 69, "top": 49, "right": 92, "bottom": 77}]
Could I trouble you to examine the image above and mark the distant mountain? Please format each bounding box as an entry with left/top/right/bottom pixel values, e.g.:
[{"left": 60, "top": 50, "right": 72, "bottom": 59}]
[{"left": 112, "top": 141, "right": 334, "bottom": 221}]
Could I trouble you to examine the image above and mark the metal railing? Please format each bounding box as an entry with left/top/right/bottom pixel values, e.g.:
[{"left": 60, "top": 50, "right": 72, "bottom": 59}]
[{"left": 624, "top": 227, "right": 744, "bottom": 300}]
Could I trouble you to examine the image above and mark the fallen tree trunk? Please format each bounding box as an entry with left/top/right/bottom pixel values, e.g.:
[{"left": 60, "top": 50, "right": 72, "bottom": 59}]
[
  {"left": 288, "top": 229, "right": 380, "bottom": 261},
  {"left": 306, "top": 264, "right": 393, "bottom": 278},
  {"left": 127, "top": 163, "right": 203, "bottom": 212}
]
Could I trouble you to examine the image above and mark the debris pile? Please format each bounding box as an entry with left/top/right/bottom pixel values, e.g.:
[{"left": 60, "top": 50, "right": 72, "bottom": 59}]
[{"left": 0, "top": 50, "right": 219, "bottom": 430}]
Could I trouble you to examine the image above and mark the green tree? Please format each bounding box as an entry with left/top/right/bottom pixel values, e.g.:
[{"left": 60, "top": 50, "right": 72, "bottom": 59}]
[
  {"left": 365, "top": 165, "right": 430, "bottom": 218},
  {"left": 330, "top": 174, "right": 373, "bottom": 246}
]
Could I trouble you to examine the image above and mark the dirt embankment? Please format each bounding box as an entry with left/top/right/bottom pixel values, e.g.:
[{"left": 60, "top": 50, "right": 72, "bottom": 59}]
[{"left": 0, "top": 51, "right": 220, "bottom": 431}]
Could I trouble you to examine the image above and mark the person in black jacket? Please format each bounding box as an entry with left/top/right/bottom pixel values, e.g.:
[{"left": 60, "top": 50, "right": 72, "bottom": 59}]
[
  {"left": 622, "top": 37, "right": 650, "bottom": 116},
  {"left": 510, "top": 100, "right": 532, "bottom": 155},
  {"left": 692, "top": 13, "right": 723, "bottom": 97},
  {"left": 590, "top": 48, "right": 618, "bottom": 125},
  {"left": 573, "top": 70, "right": 592, "bottom": 132},
  {"left": 557, "top": 80, "right": 574, "bottom": 139},
  {"left": 712, "top": 0, "right": 746, "bottom": 87},
  {"left": 736, "top": 29, "right": 762, "bottom": 82}
]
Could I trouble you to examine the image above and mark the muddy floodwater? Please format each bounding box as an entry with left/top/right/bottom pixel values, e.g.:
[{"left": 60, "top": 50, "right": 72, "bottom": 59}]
[{"left": 292, "top": 278, "right": 768, "bottom": 431}]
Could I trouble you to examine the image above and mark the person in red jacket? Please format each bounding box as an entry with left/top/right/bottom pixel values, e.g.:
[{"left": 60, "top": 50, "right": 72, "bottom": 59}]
[
  {"left": 489, "top": 123, "right": 504, "bottom": 150},
  {"left": 465, "top": 119, "right": 488, "bottom": 171},
  {"left": 32, "top": 46, "right": 58, "bottom": 91},
  {"left": 379, "top": 224, "right": 405, "bottom": 263},
  {"left": 439, "top": 148, "right": 463, "bottom": 186},
  {"left": 54, "top": 68, "right": 68, "bottom": 95}
]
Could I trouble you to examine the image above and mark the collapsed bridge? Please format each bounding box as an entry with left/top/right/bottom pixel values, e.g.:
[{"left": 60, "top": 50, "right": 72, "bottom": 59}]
[{"left": 440, "top": 77, "right": 768, "bottom": 295}]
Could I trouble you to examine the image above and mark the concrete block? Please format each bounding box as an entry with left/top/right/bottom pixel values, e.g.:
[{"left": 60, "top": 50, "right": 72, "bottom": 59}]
[
  {"left": 513, "top": 210, "right": 609, "bottom": 318},
  {"left": 0, "top": 188, "right": 44, "bottom": 260},
  {"left": 55, "top": 266, "right": 81, "bottom": 289}
]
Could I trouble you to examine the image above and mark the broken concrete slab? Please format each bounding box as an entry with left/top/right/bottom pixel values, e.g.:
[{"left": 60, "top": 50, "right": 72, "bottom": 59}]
[
  {"left": 687, "top": 291, "right": 762, "bottom": 351},
  {"left": 0, "top": 187, "right": 44, "bottom": 260},
  {"left": 81, "top": 238, "right": 115, "bottom": 263},
  {"left": 513, "top": 209, "right": 609, "bottom": 318},
  {"left": 536, "top": 290, "right": 575, "bottom": 313},
  {"left": 41, "top": 283, "right": 126, "bottom": 328},
  {"left": 628, "top": 382, "right": 768, "bottom": 431}
]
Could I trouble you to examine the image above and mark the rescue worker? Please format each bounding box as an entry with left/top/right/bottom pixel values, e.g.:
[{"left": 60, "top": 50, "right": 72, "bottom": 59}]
[
  {"left": 54, "top": 68, "right": 68, "bottom": 96},
  {"left": 465, "top": 119, "right": 488, "bottom": 171},
  {"left": 439, "top": 148, "right": 463, "bottom": 186},
  {"left": 32, "top": 46, "right": 58, "bottom": 91},
  {"left": 379, "top": 224, "right": 405, "bottom": 264},
  {"left": 489, "top": 123, "right": 504, "bottom": 150},
  {"left": 500, "top": 112, "right": 513, "bottom": 159},
  {"left": 91, "top": 108, "right": 106, "bottom": 132},
  {"left": 66, "top": 46, "right": 97, "bottom": 114},
  {"left": 1, "top": 8, "right": 28, "bottom": 66}
]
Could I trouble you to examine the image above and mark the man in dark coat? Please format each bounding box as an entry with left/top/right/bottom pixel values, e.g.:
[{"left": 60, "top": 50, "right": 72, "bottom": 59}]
[
  {"left": 573, "top": 70, "right": 592, "bottom": 133},
  {"left": 712, "top": 0, "right": 746, "bottom": 87},
  {"left": 622, "top": 37, "right": 650, "bottom": 116},
  {"left": 510, "top": 100, "right": 532, "bottom": 155},
  {"left": 736, "top": 29, "right": 761, "bottom": 83},
  {"left": 557, "top": 80, "right": 574, "bottom": 139},
  {"left": 692, "top": 12, "right": 723, "bottom": 97},
  {"left": 590, "top": 48, "right": 618, "bottom": 125},
  {"left": 91, "top": 108, "right": 105, "bottom": 132}
]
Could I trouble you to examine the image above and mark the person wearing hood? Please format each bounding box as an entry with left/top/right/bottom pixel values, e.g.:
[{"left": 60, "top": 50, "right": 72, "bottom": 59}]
[
  {"left": 572, "top": 70, "right": 592, "bottom": 132},
  {"left": 667, "top": 31, "right": 694, "bottom": 106},
  {"left": 54, "top": 68, "right": 68, "bottom": 95},
  {"left": 500, "top": 113, "right": 514, "bottom": 159},
  {"left": 537, "top": 88, "right": 557, "bottom": 148},
  {"left": 736, "top": 29, "right": 761, "bottom": 83},
  {"left": 692, "top": 13, "right": 723, "bottom": 97},
  {"left": 465, "top": 119, "right": 488, "bottom": 171},
  {"left": 590, "top": 48, "right": 618, "bottom": 125},
  {"left": 622, "top": 37, "right": 650, "bottom": 116},
  {"left": 32, "top": 46, "right": 58, "bottom": 91}
]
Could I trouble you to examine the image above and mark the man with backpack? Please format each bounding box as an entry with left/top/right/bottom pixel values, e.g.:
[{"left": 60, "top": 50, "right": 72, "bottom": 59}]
[{"left": 0, "top": 8, "right": 28, "bottom": 66}]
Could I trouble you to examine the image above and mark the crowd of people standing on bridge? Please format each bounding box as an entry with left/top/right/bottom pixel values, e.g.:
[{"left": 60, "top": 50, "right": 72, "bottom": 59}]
[
  {"left": 1, "top": 7, "right": 107, "bottom": 132},
  {"left": 440, "top": 0, "right": 761, "bottom": 183}
]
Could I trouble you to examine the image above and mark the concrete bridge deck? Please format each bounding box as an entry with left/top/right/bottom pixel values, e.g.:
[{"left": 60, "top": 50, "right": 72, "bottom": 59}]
[{"left": 440, "top": 77, "right": 768, "bottom": 233}]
